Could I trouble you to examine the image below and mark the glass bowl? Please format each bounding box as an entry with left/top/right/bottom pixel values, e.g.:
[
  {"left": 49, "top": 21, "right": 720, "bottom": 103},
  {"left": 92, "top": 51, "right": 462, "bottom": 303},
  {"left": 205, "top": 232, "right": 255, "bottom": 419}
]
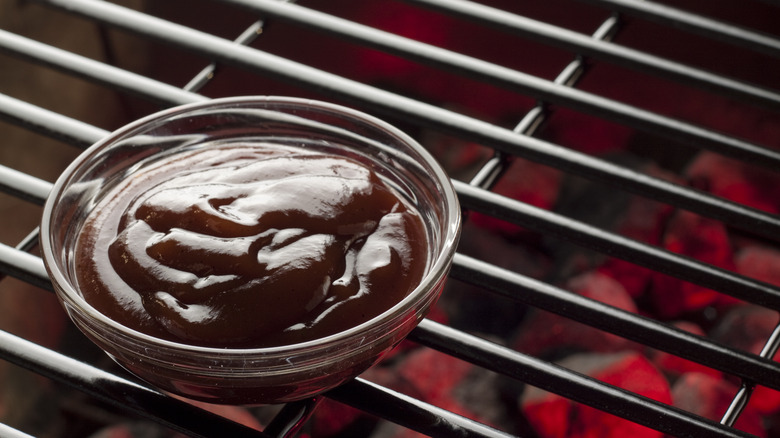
[{"left": 40, "top": 96, "right": 461, "bottom": 405}]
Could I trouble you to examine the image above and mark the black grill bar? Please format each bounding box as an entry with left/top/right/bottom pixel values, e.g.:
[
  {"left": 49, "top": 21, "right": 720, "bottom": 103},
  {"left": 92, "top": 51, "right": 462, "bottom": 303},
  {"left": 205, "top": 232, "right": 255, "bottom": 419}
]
[
  {"left": 8, "top": 2, "right": 780, "bottom": 246},
  {"left": 0, "top": 163, "right": 51, "bottom": 205},
  {"left": 722, "top": 385, "right": 755, "bottom": 429},
  {"left": 580, "top": 0, "right": 780, "bottom": 57},
  {"left": 327, "top": 379, "right": 515, "bottom": 438},
  {"left": 410, "top": 320, "right": 756, "bottom": 438},
  {"left": 403, "top": 0, "right": 780, "bottom": 109},
  {"left": 216, "top": 0, "right": 780, "bottom": 166},
  {"left": 449, "top": 253, "right": 780, "bottom": 391},
  {"left": 14, "top": 228, "right": 41, "bottom": 254},
  {"left": 0, "top": 329, "right": 271, "bottom": 438},
  {"left": 722, "top": 324, "right": 780, "bottom": 427},
  {"left": 453, "top": 181, "right": 780, "bottom": 310}
]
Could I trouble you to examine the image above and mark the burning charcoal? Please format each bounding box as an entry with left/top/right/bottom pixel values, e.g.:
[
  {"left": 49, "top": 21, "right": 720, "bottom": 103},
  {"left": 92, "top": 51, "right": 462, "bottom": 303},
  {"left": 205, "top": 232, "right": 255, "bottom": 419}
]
[
  {"left": 650, "top": 210, "right": 737, "bottom": 318},
  {"left": 309, "top": 364, "right": 421, "bottom": 437},
  {"left": 567, "top": 271, "right": 638, "bottom": 314},
  {"left": 750, "top": 384, "right": 780, "bottom": 418},
  {"left": 645, "top": 321, "right": 722, "bottom": 381},
  {"left": 309, "top": 398, "right": 369, "bottom": 438},
  {"left": 389, "top": 303, "right": 451, "bottom": 360},
  {"left": 520, "top": 351, "right": 671, "bottom": 438},
  {"left": 599, "top": 260, "right": 655, "bottom": 301},
  {"left": 469, "top": 158, "right": 563, "bottom": 238},
  {"left": 709, "top": 303, "right": 780, "bottom": 416},
  {"left": 366, "top": 347, "right": 507, "bottom": 438},
  {"left": 396, "top": 347, "right": 475, "bottom": 414},
  {"left": 545, "top": 107, "right": 634, "bottom": 156},
  {"left": 513, "top": 271, "right": 639, "bottom": 357},
  {"left": 549, "top": 154, "right": 676, "bottom": 283},
  {"left": 350, "top": 1, "right": 548, "bottom": 121},
  {"left": 671, "top": 372, "right": 767, "bottom": 437},
  {"left": 0, "top": 280, "right": 68, "bottom": 436},
  {"left": 596, "top": 167, "right": 675, "bottom": 298},
  {"left": 710, "top": 305, "right": 779, "bottom": 356},
  {"left": 443, "top": 221, "right": 549, "bottom": 337},
  {"left": 735, "top": 245, "right": 780, "bottom": 289},
  {"left": 709, "top": 305, "right": 780, "bottom": 416},
  {"left": 687, "top": 152, "right": 780, "bottom": 215},
  {"left": 520, "top": 394, "right": 570, "bottom": 438},
  {"left": 547, "top": 171, "right": 632, "bottom": 280}
]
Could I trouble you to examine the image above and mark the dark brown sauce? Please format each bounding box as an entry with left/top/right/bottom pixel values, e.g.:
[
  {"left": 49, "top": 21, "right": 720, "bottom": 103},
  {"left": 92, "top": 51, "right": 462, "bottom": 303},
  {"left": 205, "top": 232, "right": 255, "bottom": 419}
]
[{"left": 75, "top": 144, "right": 428, "bottom": 348}]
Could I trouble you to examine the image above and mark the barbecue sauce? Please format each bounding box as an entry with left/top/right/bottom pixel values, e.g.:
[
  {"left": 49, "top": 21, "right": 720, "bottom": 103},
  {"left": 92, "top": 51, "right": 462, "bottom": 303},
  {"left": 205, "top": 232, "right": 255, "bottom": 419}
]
[{"left": 75, "top": 144, "right": 428, "bottom": 348}]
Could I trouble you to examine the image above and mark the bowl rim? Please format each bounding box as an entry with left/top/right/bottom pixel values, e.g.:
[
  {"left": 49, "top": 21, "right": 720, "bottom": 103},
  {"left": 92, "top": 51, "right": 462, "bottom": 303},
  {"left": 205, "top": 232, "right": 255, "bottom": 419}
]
[{"left": 40, "top": 95, "right": 461, "bottom": 358}]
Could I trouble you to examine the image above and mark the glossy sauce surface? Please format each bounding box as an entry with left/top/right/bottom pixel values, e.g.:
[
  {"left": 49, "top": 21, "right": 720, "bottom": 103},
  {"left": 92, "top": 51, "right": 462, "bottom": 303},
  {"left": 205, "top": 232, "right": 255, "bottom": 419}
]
[{"left": 75, "top": 144, "right": 428, "bottom": 348}]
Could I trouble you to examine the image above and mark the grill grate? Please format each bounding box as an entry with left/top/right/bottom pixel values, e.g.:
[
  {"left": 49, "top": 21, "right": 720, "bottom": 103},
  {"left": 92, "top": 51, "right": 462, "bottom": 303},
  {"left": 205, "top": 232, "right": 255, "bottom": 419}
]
[{"left": 1, "top": 0, "right": 779, "bottom": 437}]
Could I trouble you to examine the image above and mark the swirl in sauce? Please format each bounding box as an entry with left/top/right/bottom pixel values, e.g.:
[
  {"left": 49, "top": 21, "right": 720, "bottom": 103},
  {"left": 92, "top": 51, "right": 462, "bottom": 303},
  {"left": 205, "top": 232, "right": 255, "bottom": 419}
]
[{"left": 75, "top": 144, "right": 428, "bottom": 348}]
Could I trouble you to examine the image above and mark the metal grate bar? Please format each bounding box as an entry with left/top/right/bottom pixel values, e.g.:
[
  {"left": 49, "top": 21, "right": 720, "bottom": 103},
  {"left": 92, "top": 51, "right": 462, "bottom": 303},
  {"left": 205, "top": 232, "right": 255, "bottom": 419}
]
[
  {"left": 579, "top": 0, "right": 780, "bottom": 57},
  {"left": 12, "top": 1, "right": 780, "bottom": 245},
  {"left": 0, "top": 242, "right": 51, "bottom": 292},
  {"left": 183, "top": 19, "right": 267, "bottom": 93},
  {"left": 402, "top": 0, "right": 780, "bottom": 108},
  {"left": 262, "top": 398, "right": 321, "bottom": 438},
  {"left": 0, "top": 328, "right": 271, "bottom": 438},
  {"left": 722, "top": 384, "right": 755, "bottom": 428},
  {"left": 470, "top": 12, "right": 621, "bottom": 188},
  {"left": 0, "top": 30, "right": 204, "bottom": 107},
  {"left": 458, "top": 1, "right": 780, "bottom": 411},
  {"left": 721, "top": 317, "right": 780, "bottom": 426},
  {"left": 449, "top": 253, "right": 780, "bottom": 390},
  {"left": 327, "top": 379, "right": 515, "bottom": 438},
  {"left": 0, "top": 93, "right": 106, "bottom": 149},
  {"left": 14, "top": 227, "right": 41, "bottom": 254},
  {"left": 217, "top": 0, "right": 780, "bottom": 168},
  {"left": 409, "top": 320, "right": 755, "bottom": 438},
  {"left": 453, "top": 181, "right": 780, "bottom": 308},
  {"left": 0, "top": 94, "right": 106, "bottom": 147}
]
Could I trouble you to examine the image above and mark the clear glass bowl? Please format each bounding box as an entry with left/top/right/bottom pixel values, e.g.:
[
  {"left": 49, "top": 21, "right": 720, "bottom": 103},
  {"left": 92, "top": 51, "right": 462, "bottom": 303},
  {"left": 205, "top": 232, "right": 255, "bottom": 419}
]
[{"left": 40, "top": 96, "right": 461, "bottom": 405}]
